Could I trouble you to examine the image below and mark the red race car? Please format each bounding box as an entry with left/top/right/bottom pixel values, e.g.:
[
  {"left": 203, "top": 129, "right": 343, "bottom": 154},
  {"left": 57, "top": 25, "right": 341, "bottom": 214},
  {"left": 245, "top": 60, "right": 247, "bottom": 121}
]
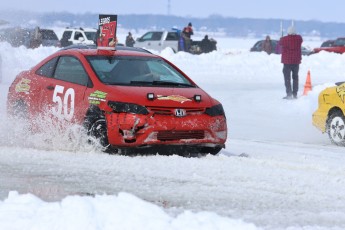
[{"left": 7, "top": 45, "right": 227, "bottom": 155}]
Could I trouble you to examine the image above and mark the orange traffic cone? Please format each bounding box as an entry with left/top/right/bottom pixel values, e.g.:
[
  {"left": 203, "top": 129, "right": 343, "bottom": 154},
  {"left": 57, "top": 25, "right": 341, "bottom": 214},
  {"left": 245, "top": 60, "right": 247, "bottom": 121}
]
[{"left": 303, "top": 70, "right": 312, "bottom": 96}]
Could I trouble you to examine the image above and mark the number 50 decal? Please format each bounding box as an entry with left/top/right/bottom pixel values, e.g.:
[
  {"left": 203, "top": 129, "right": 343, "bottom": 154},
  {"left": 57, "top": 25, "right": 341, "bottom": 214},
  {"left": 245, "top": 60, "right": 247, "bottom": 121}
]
[{"left": 51, "top": 85, "right": 75, "bottom": 121}]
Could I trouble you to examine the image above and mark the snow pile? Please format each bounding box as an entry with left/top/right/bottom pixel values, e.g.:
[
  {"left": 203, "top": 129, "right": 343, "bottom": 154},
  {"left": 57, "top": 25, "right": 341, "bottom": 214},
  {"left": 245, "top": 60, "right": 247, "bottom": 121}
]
[{"left": 0, "top": 191, "right": 258, "bottom": 230}]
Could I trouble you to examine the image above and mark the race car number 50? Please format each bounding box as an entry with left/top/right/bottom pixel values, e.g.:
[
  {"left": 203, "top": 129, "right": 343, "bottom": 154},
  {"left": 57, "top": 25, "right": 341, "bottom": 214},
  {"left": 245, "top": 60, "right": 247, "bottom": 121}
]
[{"left": 51, "top": 85, "right": 75, "bottom": 121}]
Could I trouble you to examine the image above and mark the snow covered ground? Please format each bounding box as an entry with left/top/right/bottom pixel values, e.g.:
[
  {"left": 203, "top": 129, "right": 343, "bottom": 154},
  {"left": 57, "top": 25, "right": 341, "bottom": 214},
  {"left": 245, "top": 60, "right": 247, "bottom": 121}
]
[{"left": 1, "top": 33, "right": 345, "bottom": 230}]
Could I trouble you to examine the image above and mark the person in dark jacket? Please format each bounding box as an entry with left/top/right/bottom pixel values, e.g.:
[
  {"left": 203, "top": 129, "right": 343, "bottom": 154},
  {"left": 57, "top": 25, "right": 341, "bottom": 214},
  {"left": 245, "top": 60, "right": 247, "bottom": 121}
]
[
  {"left": 279, "top": 26, "right": 303, "bottom": 99},
  {"left": 125, "top": 32, "right": 135, "bottom": 47},
  {"left": 200, "top": 35, "right": 213, "bottom": 53}
]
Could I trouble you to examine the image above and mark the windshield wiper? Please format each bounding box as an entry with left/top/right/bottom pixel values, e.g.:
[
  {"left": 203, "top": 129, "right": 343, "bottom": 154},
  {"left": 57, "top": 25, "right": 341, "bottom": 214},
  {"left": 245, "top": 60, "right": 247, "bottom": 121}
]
[
  {"left": 130, "top": 81, "right": 153, "bottom": 85},
  {"left": 151, "top": 81, "right": 195, "bottom": 87},
  {"left": 129, "top": 80, "right": 194, "bottom": 87}
]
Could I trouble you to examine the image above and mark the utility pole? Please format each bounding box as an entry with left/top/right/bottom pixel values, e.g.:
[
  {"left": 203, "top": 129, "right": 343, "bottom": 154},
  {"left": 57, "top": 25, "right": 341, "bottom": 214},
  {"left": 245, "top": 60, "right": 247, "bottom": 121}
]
[{"left": 167, "top": 0, "right": 171, "bottom": 15}]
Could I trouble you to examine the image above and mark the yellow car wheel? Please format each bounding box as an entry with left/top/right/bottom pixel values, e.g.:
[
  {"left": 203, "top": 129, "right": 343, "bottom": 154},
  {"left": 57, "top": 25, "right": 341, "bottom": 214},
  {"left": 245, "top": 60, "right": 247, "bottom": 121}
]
[{"left": 327, "top": 112, "right": 345, "bottom": 146}]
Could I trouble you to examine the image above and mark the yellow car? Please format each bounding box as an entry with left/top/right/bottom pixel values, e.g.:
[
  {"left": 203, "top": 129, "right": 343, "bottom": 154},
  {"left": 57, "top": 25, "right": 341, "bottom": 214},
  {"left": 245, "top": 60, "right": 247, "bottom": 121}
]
[{"left": 313, "top": 82, "right": 345, "bottom": 146}]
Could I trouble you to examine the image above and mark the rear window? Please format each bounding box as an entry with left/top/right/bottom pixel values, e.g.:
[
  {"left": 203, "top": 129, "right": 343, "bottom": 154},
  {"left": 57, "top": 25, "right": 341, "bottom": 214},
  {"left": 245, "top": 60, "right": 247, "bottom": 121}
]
[
  {"left": 166, "top": 32, "right": 179, "bottom": 41},
  {"left": 62, "top": 31, "right": 72, "bottom": 40},
  {"left": 141, "top": 32, "right": 163, "bottom": 41},
  {"left": 40, "top": 30, "right": 58, "bottom": 40}
]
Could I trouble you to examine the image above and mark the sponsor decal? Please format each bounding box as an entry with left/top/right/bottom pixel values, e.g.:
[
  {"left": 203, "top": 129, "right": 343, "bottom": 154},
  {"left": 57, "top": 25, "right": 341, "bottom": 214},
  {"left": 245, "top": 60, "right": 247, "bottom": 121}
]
[
  {"left": 157, "top": 95, "right": 192, "bottom": 103},
  {"left": 15, "top": 78, "right": 31, "bottom": 93},
  {"left": 336, "top": 83, "right": 345, "bottom": 103},
  {"left": 88, "top": 90, "right": 107, "bottom": 105},
  {"left": 51, "top": 85, "right": 75, "bottom": 121}
]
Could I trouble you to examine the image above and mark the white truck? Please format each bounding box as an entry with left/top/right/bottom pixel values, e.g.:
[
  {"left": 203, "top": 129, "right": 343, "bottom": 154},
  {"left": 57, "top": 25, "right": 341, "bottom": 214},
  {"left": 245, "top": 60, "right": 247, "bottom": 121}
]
[
  {"left": 60, "top": 27, "right": 97, "bottom": 47},
  {"left": 134, "top": 31, "right": 180, "bottom": 52},
  {"left": 133, "top": 30, "right": 217, "bottom": 54}
]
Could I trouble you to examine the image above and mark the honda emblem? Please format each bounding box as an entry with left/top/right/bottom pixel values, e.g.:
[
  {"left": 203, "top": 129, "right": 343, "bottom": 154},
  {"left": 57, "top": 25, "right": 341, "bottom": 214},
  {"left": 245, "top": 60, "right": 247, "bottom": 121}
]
[{"left": 175, "top": 109, "right": 186, "bottom": 117}]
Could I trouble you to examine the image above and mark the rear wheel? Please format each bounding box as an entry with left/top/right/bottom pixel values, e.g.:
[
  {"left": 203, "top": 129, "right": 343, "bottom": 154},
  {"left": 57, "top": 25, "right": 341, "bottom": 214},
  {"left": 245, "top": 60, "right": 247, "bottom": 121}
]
[
  {"left": 11, "top": 100, "right": 28, "bottom": 120},
  {"left": 326, "top": 112, "right": 345, "bottom": 146}
]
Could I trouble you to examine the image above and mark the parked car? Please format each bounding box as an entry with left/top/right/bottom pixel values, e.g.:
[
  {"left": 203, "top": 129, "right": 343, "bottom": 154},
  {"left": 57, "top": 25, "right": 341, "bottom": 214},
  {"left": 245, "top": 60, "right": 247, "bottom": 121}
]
[
  {"left": 7, "top": 46, "right": 227, "bottom": 155},
  {"left": 0, "top": 27, "right": 60, "bottom": 48},
  {"left": 60, "top": 27, "right": 97, "bottom": 47},
  {"left": 312, "top": 82, "right": 345, "bottom": 146},
  {"left": 134, "top": 30, "right": 217, "bottom": 54},
  {"left": 250, "top": 39, "right": 279, "bottom": 54},
  {"left": 250, "top": 39, "right": 312, "bottom": 55},
  {"left": 312, "top": 37, "right": 345, "bottom": 54}
]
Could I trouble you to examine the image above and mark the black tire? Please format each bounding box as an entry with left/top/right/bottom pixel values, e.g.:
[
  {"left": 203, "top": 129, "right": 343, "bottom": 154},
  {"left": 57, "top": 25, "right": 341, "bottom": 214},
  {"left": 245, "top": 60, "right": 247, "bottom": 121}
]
[
  {"left": 88, "top": 119, "right": 110, "bottom": 150},
  {"left": 208, "top": 147, "right": 222, "bottom": 155},
  {"left": 326, "top": 111, "right": 345, "bottom": 146}
]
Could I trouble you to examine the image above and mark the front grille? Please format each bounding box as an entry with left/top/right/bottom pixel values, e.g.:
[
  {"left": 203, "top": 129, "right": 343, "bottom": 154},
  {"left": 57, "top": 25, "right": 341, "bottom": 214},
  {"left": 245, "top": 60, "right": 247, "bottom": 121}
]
[
  {"left": 157, "top": 130, "right": 205, "bottom": 141},
  {"left": 148, "top": 107, "right": 204, "bottom": 116}
]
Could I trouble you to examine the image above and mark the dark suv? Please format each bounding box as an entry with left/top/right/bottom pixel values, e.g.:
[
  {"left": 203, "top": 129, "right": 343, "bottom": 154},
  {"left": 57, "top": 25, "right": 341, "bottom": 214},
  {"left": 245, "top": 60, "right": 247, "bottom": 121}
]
[{"left": 0, "top": 27, "right": 60, "bottom": 48}]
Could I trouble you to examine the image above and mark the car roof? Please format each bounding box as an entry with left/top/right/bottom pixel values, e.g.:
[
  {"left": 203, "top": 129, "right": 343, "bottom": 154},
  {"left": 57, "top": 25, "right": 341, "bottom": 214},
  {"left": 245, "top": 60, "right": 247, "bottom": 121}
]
[
  {"left": 60, "top": 44, "right": 153, "bottom": 54},
  {"left": 58, "top": 44, "right": 157, "bottom": 57},
  {"left": 64, "top": 27, "right": 97, "bottom": 31}
]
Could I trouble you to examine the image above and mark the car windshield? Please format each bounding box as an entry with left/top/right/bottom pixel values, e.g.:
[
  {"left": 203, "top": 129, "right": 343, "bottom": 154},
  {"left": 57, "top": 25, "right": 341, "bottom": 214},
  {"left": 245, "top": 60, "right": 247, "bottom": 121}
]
[{"left": 87, "top": 56, "right": 195, "bottom": 87}]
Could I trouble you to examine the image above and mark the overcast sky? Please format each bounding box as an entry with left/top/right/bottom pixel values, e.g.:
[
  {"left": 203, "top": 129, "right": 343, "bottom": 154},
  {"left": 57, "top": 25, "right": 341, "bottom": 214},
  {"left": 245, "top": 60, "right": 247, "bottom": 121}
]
[{"left": 2, "top": 0, "right": 345, "bottom": 23}]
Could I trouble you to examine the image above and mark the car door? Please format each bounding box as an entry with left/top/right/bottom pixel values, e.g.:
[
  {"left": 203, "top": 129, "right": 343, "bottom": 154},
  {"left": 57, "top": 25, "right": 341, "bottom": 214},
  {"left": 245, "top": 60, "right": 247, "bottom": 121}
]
[
  {"left": 37, "top": 55, "right": 90, "bottom": 123},
  {"left": 135, "top": 32, "right": 163, "bottom": 50},
  {"left": 162, "top": 32, "right": 179, "bottom": 52}
]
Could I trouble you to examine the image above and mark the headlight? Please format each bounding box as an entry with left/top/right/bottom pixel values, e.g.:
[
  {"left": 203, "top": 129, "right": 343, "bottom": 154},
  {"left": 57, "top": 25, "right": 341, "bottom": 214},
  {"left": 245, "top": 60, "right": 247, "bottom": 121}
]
[
  {"left": 108, "top": 101, "right": 149, "bottom": 115},
  {"left": 205, "top": 104, "right": 225, "bottom": 116}
]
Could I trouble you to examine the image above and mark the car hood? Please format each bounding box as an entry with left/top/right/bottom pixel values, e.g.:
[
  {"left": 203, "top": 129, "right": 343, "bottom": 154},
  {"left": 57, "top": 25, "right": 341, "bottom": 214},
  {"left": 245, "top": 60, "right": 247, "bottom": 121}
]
[{"left": 102, "top": 85, "right": 217, "bottom": 108}]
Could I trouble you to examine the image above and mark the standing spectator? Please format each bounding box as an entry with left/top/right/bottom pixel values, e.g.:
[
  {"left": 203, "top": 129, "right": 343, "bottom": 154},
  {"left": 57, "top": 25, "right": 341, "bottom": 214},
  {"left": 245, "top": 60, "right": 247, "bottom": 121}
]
[
  {"left": 200, "top": 35, "right": 213, "bottom": 53},
  {"left": 125, "top": 32, "right": 135, "bottom": 47},
  {"left": 182, "top": 22, "right": 193, "bottom": 52},
  {"left": 279, "top": 25, "right": 303, "bottom": 99},
  {"left": 262, "top": 35, "right": 273, "bottom": 54},
  {"left": 29, "top": 26, "right": 42, "bottom": 49}
]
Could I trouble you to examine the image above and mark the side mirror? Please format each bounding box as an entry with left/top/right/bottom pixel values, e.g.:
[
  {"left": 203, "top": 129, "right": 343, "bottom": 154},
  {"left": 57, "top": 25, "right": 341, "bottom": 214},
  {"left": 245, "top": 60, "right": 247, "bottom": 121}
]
[{"left": 78, "top": 37, "right": 85, "bottom": 42}]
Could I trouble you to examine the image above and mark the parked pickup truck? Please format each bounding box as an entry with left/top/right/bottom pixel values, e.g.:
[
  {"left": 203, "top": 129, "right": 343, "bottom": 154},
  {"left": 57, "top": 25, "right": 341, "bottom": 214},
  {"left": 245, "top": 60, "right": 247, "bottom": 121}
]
[{"left": 134, "top": 30, "right": 217, "bottom": 54}]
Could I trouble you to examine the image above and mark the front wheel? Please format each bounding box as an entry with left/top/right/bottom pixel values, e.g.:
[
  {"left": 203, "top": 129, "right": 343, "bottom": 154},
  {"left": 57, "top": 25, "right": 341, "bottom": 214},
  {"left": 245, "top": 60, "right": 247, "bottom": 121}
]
[
  {"left": 326, "top": 112, "right": 345, "bottom": 146},
  {"left": 88, "top": 119, "right": 110, "bottom": 151}
]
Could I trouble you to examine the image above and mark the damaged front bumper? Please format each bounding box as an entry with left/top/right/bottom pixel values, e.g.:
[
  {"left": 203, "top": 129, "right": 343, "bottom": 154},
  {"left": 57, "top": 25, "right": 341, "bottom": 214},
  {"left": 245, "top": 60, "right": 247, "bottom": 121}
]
[{"left": 105, "top": 112, "right": 227, "bottom": 149}]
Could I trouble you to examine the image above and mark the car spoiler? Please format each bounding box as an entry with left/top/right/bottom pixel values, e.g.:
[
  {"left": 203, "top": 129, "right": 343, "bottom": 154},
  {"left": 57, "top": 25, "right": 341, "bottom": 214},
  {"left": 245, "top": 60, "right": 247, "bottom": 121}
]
[{"left": 335, "top": 81, "right": 345, "bottom": 86}]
